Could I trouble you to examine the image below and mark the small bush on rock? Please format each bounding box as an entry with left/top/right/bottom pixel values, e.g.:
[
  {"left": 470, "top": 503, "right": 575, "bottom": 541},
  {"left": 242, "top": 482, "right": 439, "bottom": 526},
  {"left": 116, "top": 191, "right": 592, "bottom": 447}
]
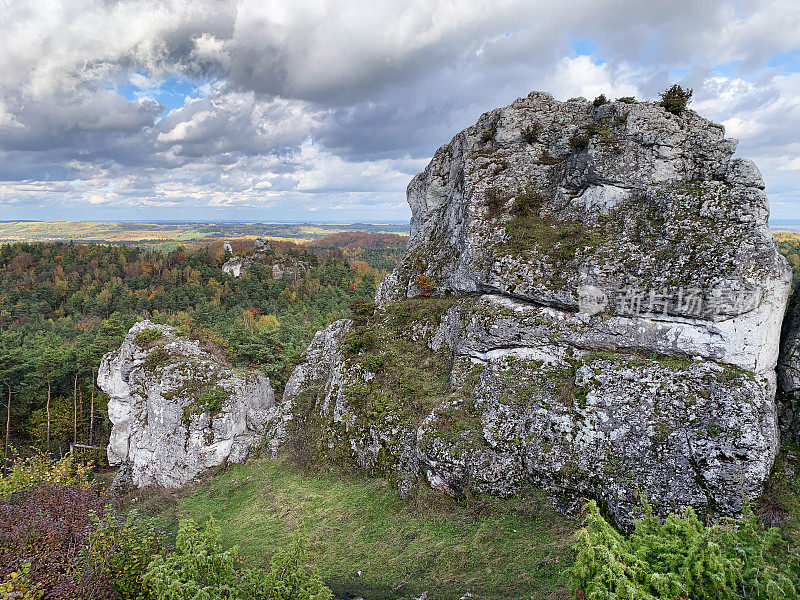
[
  {"left": 347, "top": 298, "right": 376, "bottom": 326},
  {"left": 361, "top": 354, "right": 385, "bottom": 373},
  {"left": 344, "top": 327, "right": 378, "bottom": 355},
  {"left": 521, "top": 122, "right": 542, "bottom": 143},
  {"left": 593, "top": 94, "right": 608, "bottom": 107},
  {"left": 199, "top": 387, "right": 228, "bottom": 413},
  {"left": 480, "top": 128, "right": 495, "bottom": 143},
  {"left": 659, "top": 84, "right": 693, "bottom": 114},
  {"left": 134, "top": 328, "right": 163, "bottom": 347}
]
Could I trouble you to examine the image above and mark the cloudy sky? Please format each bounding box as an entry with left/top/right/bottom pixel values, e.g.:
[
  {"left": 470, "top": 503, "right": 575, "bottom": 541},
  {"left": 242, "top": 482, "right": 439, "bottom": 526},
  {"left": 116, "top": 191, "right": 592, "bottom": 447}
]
[{"left": 0, "top": 0, "right": 799, "bottom": 223}]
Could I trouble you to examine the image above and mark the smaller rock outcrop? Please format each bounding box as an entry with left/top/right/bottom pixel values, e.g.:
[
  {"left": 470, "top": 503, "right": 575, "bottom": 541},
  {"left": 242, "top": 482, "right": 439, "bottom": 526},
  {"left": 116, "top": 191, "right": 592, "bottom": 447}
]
[
  {"left": 98, "top": 321, "right": 284, "bottom": 487},
  {"left": 271, "top": 259, "right": 310, "bottom": 281}
]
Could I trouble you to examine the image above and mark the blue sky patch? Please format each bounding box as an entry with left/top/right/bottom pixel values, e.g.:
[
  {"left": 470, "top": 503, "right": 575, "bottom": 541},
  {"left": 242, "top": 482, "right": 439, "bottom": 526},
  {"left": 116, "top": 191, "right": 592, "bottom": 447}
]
[
  {"left": 767, "top": 48, "right": 800, "bottom": 73},
  {"left": 115, "top": 74, "right": 209, "bottom": 113},
  {"left": 569, "top": 36, "right": 596, "bottom": 57}
]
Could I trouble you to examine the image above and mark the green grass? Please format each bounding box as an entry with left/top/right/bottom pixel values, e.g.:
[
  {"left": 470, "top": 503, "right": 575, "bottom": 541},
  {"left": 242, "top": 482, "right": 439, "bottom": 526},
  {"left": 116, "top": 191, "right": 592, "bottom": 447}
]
[
  {"left": 170, "top": 458, "right": 576, "bottom": 600},
  {"left": 501, "top": 187, "right": 607, "bottom": 273}
]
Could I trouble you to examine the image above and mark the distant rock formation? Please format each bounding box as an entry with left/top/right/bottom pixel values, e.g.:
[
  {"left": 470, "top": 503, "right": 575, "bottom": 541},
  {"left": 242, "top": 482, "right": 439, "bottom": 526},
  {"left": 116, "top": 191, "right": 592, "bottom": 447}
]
[
  {"left": 221, "top": 238, "right": 311, "bottom": 280},
  {"left": 99, "top": 321, "right": 285, "bottom": 488},
  {"left": 284, "top": 91, "right": 792, "bottom": 527},
  {"left": 271, "top": 260, "right": 310, "bottom": 281},
  {"left": 222, "top": 238, "right": 273, "bottom": 277}
]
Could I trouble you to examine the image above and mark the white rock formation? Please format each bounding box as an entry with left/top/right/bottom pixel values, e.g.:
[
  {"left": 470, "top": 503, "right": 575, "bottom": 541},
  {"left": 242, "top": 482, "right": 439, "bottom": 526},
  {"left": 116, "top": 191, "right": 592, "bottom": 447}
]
[
  {"left": 99, "top": 320, "right": 285, "bottom": 487},
  {"left": 286, "top": 91, "right": 792, "bottom": 527},
  {"left": 221, "top": 238, "right": 274, "bottom": 277}
]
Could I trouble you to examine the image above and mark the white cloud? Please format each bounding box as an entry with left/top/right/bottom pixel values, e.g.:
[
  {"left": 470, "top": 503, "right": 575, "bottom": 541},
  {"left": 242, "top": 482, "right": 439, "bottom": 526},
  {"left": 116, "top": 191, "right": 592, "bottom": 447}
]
[
  {"left": 544, "top": 55, "right": 641, "bottom": 101},
  {"left": 0, "top": 0, "right": 798, "bottom": 219}
]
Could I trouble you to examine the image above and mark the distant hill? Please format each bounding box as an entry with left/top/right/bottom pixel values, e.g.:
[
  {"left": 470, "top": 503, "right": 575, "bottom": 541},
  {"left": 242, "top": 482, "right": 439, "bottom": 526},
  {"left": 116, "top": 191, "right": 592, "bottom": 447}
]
[
  {"left": 0, "top": 221, "right": 409, "bottom": 251},
  {"left": 309, "top": 231, "right": 408, "bottom": 250}
]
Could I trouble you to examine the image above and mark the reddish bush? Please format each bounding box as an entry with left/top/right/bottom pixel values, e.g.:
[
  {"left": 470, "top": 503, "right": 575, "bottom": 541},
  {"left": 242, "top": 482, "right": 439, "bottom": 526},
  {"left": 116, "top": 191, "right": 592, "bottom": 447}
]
[{"left": 0, "top": 483, "right": 116, "bottom": 598}]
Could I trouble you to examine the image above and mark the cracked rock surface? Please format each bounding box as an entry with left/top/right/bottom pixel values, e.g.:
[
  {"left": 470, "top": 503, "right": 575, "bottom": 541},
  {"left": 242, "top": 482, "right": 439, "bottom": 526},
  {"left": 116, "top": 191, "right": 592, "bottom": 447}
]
[
  {"left": 284, "top": 92, "right": 791, "bottom": 527},
  {"left": 99, "top": 320, "right": 286, "bottom": 488}
]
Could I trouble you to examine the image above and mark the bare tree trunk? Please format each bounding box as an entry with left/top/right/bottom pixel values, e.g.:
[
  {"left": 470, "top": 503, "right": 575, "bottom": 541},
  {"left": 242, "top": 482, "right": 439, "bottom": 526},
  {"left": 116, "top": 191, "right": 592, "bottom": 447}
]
[
  {"left": 89, "top": 372, "right": 95, "bottom": 446},
  {"left": 78, "top": 385, "right": 83, "bottom": 441},
  {"left": 73, "top": 373, "right": 78, "bottom": 444},
  {"left": 46, "top": 379, "right": 51, "bottom": 453},
  {"left": 4, "top": 384, "right": 10, "bottom": 476}
]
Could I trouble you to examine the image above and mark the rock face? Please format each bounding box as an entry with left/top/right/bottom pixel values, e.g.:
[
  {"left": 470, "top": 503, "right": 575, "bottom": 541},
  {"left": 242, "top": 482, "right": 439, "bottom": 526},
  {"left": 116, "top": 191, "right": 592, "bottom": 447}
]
[
  {"left": 778, "top": 291, "right": 800, "bottom": 444},
  {"left": 99, "top": 321, "right": 284, "bottom": 487},
  {"left": 285, "top": 92, "right": 791, "bottom": 527}
]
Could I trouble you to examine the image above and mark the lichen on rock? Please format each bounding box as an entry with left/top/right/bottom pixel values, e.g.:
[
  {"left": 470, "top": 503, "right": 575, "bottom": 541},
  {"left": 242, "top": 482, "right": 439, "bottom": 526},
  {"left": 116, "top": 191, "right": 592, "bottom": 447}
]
[
  {"left": 286, "top": 91, "right": 791, "bottom": 527},
  {"left": 99, "top": 320, "right": 286, "bottom": 488}
]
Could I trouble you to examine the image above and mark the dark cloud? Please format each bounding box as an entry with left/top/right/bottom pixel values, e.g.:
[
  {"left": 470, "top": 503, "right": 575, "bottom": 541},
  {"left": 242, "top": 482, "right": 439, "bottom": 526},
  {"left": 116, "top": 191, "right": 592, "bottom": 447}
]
[{"left": 0, "top": 0, "right": 798, "bottom": 220}]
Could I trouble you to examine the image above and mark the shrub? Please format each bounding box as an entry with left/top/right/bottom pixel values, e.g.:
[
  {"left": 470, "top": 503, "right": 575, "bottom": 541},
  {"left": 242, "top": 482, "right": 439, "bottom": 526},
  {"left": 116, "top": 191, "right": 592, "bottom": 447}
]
[
  {"left": 83, "top": 511, "right": 163, "bottom": 600},
  {"left": 240, "top": 532, "right": 332, "bottom": 600},
  {"left": 480, "top": 128, "right": 495, "bottom": 143},
  {"left": 592, "top": 94, "right": 608, "bottom": 107},
  {"left": 513, "top": 187, "right": 545, "bottom": 216},
  {"left": 146, "top": 518, "right": 331, "bottom": 600},
  {"left": 0, "top": 562, "right": 42, "bottom": 600},
  {"left": 0, "top": 454, "right": 91, "bottom": 498},
  {"left": 572, "top": 500, "right": 799, "bottom": 600},
  {"left": 521, "top": 122, "right": 542, "bottom": 143},
  {"left": 0, "top": 483, "right": 112, "bottom": 598},
  {"left": 198, "top": 387, "right": 228, "bottom": 413},
  {"left": 617, "top": 96, "right": 637, "bottom": 104},
  {"left": 569, "top": 133, "right": 590, "bottom": 151},
  {"left": 143, "top": 347, "right": 166, "bottom": 369},
  {"left": 134, "top": 328, "right": 163, "bottom": 347},
  {"left": 347, "top": 298, "right": 376, "bottom": 326},
  {"left": 484, "top": 187, "right": 506, "bottom": 214},
  {"left": 344, "top": 327, "right": 378, "bottom": 355},
  {"left": 659, "top": 84, "right": 693, "bottom": 114},
  {"left": 361, "top": 354, "right": 385, "bottom": 373}
]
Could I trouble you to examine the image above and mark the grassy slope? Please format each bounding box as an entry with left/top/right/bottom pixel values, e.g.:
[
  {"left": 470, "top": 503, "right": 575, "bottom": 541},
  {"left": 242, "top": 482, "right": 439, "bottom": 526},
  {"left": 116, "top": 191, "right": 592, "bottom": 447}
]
[{"left": 164, "top": 458, "right": 576, "bottom": 600}]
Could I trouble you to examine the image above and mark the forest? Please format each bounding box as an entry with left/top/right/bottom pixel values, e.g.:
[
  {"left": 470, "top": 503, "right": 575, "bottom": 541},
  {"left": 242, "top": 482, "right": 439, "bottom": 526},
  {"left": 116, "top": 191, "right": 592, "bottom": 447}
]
[
  {"left": 0, "top": 238, "right": 391, "bottom": 467},
  {"left": 0, "top": 233, "right": 799, "bottom": 599},
  {"left": 2, "top": 231, "right": 797, "bottom": 469}
]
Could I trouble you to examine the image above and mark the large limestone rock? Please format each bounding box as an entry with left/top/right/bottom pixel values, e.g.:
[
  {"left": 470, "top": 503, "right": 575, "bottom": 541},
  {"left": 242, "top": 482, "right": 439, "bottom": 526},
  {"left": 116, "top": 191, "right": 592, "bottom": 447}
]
[
  {"left": 285, "top": 92, "right": 791, "bottom": 526},
  {"left": 99, "top": 321, "right": 284, "bottom": 487},
  {"left": 376, "top": 91, "right": 788, "bottom": 375}
]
